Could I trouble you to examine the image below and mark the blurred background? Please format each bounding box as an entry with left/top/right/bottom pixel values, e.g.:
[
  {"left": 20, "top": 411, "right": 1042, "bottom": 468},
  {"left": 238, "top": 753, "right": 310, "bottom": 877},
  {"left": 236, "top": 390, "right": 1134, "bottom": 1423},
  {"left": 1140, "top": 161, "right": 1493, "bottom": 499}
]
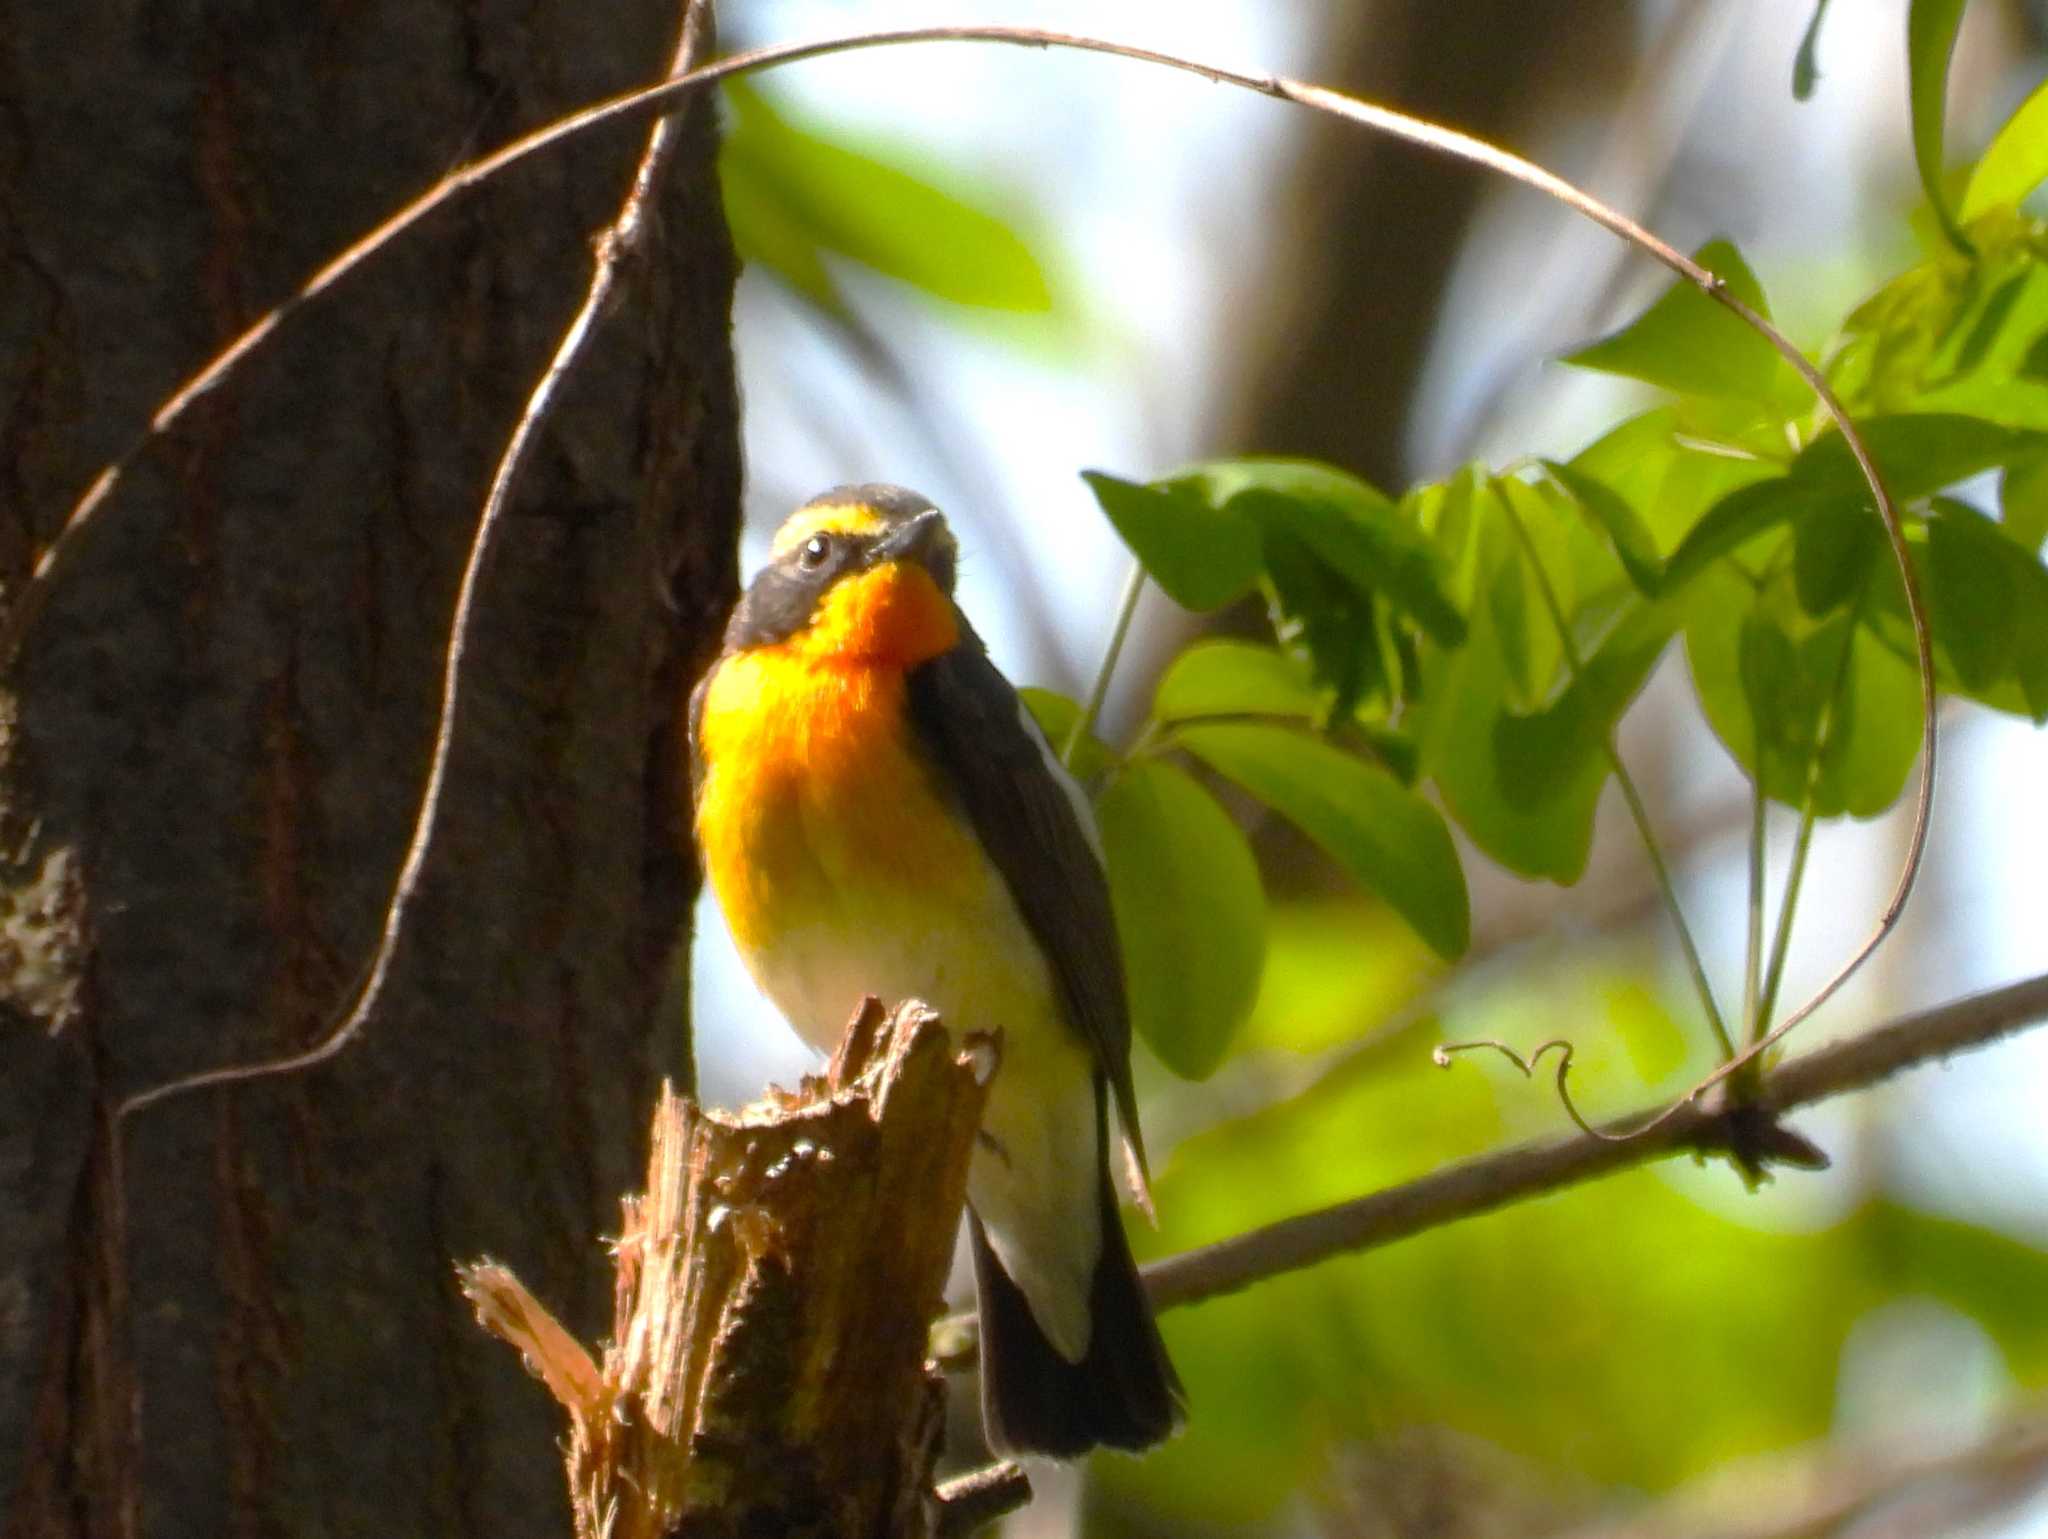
[{"left": 689, "top": 1, "right": 2048, "bottom": 1533}]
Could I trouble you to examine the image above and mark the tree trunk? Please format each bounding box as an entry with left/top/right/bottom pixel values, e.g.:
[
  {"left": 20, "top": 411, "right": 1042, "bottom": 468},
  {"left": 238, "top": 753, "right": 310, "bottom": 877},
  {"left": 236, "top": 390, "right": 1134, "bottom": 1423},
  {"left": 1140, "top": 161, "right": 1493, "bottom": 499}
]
[
  {"left": 1220, "top": 0, "right": 1621, "bottom": 490},
  {"left": 0, "top": 5, "right": 741, "bottom": 1536}
]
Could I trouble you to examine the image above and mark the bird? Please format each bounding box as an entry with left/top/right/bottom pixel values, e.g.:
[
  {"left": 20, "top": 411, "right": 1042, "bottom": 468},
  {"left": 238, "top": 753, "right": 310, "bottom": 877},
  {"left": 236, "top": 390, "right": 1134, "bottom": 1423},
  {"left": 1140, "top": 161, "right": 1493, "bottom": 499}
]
[{"left": 688, "top": 483, "right": 1184, "bottom": 1457}]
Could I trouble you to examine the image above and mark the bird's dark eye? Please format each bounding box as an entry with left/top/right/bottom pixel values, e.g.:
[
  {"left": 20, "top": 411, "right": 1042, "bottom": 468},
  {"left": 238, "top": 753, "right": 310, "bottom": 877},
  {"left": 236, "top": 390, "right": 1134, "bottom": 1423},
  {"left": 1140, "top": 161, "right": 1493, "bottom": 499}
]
[{"left": 798, "top": 533, "right": 833, "bottom": 570}]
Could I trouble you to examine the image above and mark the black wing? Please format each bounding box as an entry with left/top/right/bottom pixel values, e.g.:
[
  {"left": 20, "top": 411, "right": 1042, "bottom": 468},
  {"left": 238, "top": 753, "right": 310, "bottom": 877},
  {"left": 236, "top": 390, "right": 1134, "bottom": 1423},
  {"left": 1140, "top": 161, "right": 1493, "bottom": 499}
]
[{"left": 905, "top": 629, "right": 1151, "bottom": 1187}]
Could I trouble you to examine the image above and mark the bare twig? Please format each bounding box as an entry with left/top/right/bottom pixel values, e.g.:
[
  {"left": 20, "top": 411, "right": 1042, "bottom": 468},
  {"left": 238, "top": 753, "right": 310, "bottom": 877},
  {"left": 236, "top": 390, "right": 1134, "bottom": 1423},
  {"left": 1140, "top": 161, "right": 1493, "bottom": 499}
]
[
  {"left": 1144, "top": 970, "right": 2048, "bottom": 1311},
  {"left": 933, "top": 1463, "right": 1033, "bottom": 1538},
  {"left": 116, "top": 0, "right": 717, "bottom": 1119}
]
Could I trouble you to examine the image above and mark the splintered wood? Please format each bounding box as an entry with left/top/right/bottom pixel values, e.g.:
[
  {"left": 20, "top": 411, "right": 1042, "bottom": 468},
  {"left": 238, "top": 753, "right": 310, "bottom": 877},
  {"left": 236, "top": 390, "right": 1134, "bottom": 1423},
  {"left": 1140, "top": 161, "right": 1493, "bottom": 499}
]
[{"left": 460, "top": 1000, "right": 1004, "bottom": 1539}]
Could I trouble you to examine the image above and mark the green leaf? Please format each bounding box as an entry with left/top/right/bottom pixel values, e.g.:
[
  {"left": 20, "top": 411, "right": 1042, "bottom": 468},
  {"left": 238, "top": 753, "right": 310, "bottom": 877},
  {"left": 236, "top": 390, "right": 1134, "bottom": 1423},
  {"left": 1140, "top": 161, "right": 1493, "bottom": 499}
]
[
  {"left": 1491, "top": 477, "right": 1578, "bottom": 710},
  {"left": 1259, "top": 524, "right": 1388, "bottom": 719},
  {"left": 1178, "top": 723, "right": 1470, "bottom": 959},
  {"left": 1543, "top": 460, "right": 1664, "bottom": 594},
  {"left": 1927, "top": 501, "right": 2020, "bottom": 690},
  {"left": 1961, "top": 76, "right": 2048, "bottom": 220},
  {"left": 1412, "top": 527, "right": 1601, "bottom": 883},
  {"left": 720, "top": 81, "right": 1051, "bottom": 311},
  {"left": 2015, "top": 573, "right": 2048, "bottom": 721},
  {"left": 1081, "top": 471, "right": 1262, "bottom": 611},
  {"left": 2003, "top": 453, "right": 2048, "bottom": 550},
  {"left": 1097, "top": 762, "right": 1266, "bottom": 1081},
  {"left": 1665, "top": 477, "right": 1847, "bottom": 594},
  {"left": 1827, "top": 627, "right": 1924, "bottom": 816},
  {"left": 1792, "top": 504, "right": 1881, "bottom": 614},
  {"left": 1908, "top": 0, "right": 1975, "bottom": 253},
  {"left": 1947, "top": 271, "right": 2032, "bottom": 379},
  {"left": 1186, "top": 459, "right": 1468, "bottom": 648},
  {"left": 1016, "top": 687, "right": 1113, "bottom": 783},
  {"left": 1492, "top": 601, "right": 1678, "bottom": 811},
  {"left": 1687, "top": 571, "right": 1921, "bottom": 816},
  {"left": 1569, "top": 408, "right": 1782, "bottom": 553},
  {"left": 1564, "top": 239, "right": 1782, "bottom": 400},
  {"left": 1793, "top": 0, "right": 1834, "bottom": 99},
  {"left": 1153, "top": 640, "right": 1324, "bottom": 724},
  {"left": 1790, "top": 413, "right": 2041, "bottom": 498},
  {"left": 719, "top": 133, "right": 848, "bottom": 311},
  {"left": 1737, "top": 606, "right": 1855, "bottom": 803}
]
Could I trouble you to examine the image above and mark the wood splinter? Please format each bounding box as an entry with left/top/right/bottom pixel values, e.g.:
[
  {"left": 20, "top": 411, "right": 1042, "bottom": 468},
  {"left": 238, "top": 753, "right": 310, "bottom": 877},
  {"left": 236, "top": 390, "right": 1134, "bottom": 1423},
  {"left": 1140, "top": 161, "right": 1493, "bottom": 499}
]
[{"left": 460, "top": 997, "right": 1028, "bottom": 1538}]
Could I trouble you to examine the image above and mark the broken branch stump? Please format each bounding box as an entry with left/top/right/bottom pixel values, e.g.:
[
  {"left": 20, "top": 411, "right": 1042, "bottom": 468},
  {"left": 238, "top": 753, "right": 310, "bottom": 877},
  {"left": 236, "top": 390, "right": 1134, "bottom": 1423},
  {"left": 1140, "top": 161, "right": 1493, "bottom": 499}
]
[{"left": 460, "top": 999, "right": 1026, "bottom": 1538}]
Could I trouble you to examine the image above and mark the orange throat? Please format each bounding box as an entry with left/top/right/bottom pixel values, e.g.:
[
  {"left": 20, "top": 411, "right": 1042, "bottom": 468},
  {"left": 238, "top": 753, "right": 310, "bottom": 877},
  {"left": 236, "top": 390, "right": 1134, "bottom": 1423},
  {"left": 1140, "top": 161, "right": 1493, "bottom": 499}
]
[{"left": 692, "top": 568, "right": 972, "bottom": 961}]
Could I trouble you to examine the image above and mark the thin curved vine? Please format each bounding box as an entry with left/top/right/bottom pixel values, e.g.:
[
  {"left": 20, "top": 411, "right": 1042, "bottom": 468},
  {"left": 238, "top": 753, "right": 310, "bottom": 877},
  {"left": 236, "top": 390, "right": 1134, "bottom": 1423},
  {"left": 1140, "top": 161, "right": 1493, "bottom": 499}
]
[{"left": 34, "top": 24, "right": 1928, "bottom": 1130}]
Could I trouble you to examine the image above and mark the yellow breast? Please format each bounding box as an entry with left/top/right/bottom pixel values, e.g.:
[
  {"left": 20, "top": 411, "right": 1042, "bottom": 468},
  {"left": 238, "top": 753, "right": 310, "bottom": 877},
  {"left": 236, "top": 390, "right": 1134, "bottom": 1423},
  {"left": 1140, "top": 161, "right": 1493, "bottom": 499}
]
[{"left": 694, "top": 647, "right": 986, "bottom": 965}]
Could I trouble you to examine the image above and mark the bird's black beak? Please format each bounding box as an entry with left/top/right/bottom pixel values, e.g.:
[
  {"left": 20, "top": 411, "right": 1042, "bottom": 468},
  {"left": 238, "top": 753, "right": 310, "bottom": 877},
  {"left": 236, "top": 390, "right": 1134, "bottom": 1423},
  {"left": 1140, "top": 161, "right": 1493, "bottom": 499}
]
[{"left": 870, "top": 508, "right": 947, "bottom": 570}]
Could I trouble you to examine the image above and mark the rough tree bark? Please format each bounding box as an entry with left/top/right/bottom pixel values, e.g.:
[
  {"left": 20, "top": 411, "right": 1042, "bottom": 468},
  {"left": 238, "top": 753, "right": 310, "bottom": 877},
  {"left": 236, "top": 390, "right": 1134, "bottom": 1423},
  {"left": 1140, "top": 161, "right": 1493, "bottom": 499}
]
[{"left": 0, "top": 4, "right": 741, "bottom": 1536}]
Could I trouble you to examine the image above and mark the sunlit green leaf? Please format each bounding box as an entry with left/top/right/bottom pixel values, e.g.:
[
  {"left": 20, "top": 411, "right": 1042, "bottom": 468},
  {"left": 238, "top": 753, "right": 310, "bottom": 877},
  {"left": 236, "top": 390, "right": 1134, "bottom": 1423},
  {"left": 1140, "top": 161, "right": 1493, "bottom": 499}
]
[
  {"left": 1962, "top": 75, "right": 2048, "bottom": 220},
  {"left": 1187, "top": 459, "right": 1468, "bottom": 647},
  {"left": 1947, "top": 271, "right": 2031, "bottom": 381},
  {"left": 719, "top": 134, "right": 846, "bottom": 311},
  {"left": 1493, "top": 601, "right": 1677, "bottom": 811},
  {"left": 1907, "top": 0, "right": 1974, "bottom": 252},
  {"left": 1792, "top": 504, "right": 1881, "bottom": 614},
  {"left": 1664, "top": 477, "right": 1841, "bottom": 593},
  {"left": 1544, "top": 459, "right": 1665, "bottom": 595},
  {"left": 1153, "top": 640, "right": 1323, "bottom": 724},
  {"left": 2016, "top": 579, "right": 2048, "bottom": 722},
  {"left": 1414, "top": 545, "right": 1603, "bottom": 882},
  {"left": 1865, "top": 525, "right": 2035, "bottom": 711},
  {"left": 1927, "top": 501, "right": 2019, "bottom": 690},
  {"left": 1790, "top": 412, "right": 2042, "bottom": 497},
  {"left": 1081, "top": 471, "right": 1262, "bottom": 611},
  {"left": 721, "top": 81, "right": 1051, "bottom": 311},
  {"left": 1739, "top": 605, "right": 1856, "bottom": 800},
  {"left": 1016, "top": 687, "right": 1113, "bottom": 783},
  {"left": 1569, "top": 408, "right": 1781, "bottom": 552},
  {"left": 1492, "top": 477, "right": 1578, "bottom": 710},
  {"left": 1489, "top": 545, "right": 1542, "bottom": 710},
  {"left": 1178, "top": 723, "right": 1470, "bottom": 959},
  {"left": 1259, "top": 522, "right": 1388, "bottom": 718},
  {"left": 1687, "top": 571, "right": 1921, "bottom": 816},
  {"left": 1564, "top": 239, "right": 1783, "bottom": 400},
  {"left": 2003, "top": 453, "right": 2048, "bottom": 550},
  {"left": 1098, "top": 761, "right": 1265, "bottom": 1081}
]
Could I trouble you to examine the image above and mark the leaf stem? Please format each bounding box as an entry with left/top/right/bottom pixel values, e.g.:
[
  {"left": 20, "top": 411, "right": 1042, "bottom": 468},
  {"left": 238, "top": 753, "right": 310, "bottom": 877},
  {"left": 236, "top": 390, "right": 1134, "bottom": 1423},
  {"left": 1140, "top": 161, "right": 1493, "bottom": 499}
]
[
  {"left": 1499, "top": 486, "right": 1737, "bottom": 1060},
  {"left": 1065, "top": 560, "right": 1146, "bottom": 769},
  {"left": 1753, "top": 614, "right": 1854, "bottom": 1041},
  {"left": 1742, "top": 782, "right": 1768, "bottom": 1045},
  {"left": 1610, "top": 758, "right": 1738, "bottom": 1061},
  {"left": 1756, "top": 800, "right": 1818, "bottom": 1036}
]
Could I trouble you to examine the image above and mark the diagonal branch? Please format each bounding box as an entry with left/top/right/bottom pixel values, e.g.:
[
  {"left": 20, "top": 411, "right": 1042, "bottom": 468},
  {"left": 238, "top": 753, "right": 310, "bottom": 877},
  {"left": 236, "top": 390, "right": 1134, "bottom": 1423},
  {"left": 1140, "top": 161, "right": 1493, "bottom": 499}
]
[{"left": 1144, "top": 971, "right": 2048, "bottom": 1311}]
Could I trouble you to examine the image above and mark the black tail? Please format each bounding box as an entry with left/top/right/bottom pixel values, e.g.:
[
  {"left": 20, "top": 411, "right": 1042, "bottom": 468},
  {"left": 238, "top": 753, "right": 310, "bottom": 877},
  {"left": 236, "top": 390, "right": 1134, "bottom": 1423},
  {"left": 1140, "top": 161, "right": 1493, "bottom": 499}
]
[{"left": 969, "top": 1172, "right": 1185, "bottom": 1458}]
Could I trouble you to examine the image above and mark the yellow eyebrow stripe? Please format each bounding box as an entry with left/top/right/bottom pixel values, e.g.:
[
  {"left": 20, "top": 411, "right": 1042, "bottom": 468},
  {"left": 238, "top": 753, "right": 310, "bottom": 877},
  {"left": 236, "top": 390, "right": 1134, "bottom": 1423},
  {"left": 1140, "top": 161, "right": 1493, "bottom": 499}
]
[{"left": 769, "top": 504, "right": 887, "bottom": 559}]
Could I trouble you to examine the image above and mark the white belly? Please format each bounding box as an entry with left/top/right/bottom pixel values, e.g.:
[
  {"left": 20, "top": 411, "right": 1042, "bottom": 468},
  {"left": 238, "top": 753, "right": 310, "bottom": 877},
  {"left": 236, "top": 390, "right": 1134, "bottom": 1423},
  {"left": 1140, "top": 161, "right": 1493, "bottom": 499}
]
[{"left": 749, "top": 847, "right": 1104, "bottom": 1362}]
